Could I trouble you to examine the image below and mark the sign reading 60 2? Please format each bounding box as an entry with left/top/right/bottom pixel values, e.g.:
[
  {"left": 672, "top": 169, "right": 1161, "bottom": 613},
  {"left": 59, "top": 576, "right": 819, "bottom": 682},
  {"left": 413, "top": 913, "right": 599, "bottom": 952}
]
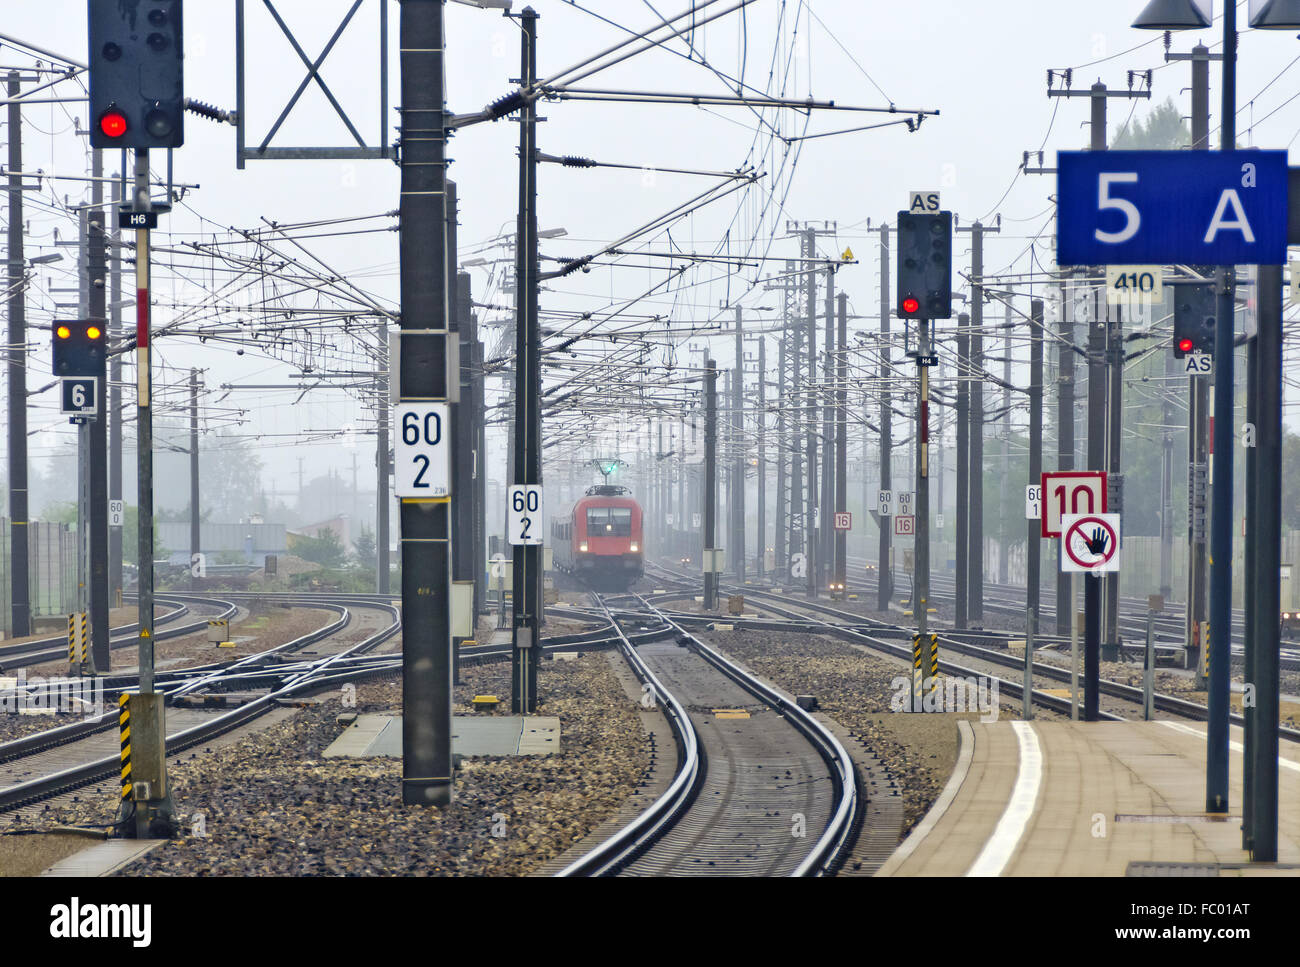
[{"left": 394, "top": 402, "right": 451, "bottom": 498}]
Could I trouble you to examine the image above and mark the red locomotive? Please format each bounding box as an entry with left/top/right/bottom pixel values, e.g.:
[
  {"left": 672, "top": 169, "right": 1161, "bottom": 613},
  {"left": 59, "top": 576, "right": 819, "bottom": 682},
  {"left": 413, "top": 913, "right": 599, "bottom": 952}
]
[{"left": 551, "top": 485, "right": 644, "bottom": 589}]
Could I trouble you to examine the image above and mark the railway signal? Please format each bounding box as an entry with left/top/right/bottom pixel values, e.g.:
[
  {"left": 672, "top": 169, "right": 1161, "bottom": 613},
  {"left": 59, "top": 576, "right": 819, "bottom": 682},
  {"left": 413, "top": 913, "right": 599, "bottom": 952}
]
[
  {"left": 1173, "top": 282, "right": 1216, "bottom": 358},
  {"left": 88, "top": 0, "right": 185, "bottom": 150},
  {"left": 51, "top": 320, "right": 105, "bottom": 377},
  {"left": 896, "top": 211, "right": 953, "bottom": 320}
]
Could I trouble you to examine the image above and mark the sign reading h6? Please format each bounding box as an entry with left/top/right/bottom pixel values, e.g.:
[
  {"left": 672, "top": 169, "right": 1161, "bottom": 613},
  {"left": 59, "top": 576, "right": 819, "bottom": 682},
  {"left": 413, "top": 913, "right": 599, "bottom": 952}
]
[
  {"left": 394, "top": 403, "right": 450, "bottom": 498},
  {"left": 507, "top": 485, "right": 544, "bottom": 546},
  {"left": 1041, "top": 471, "right": 1106, "bottom": 539},
  {"left": 1057, "top": 150, "right": 1288, "bottom": 266}
]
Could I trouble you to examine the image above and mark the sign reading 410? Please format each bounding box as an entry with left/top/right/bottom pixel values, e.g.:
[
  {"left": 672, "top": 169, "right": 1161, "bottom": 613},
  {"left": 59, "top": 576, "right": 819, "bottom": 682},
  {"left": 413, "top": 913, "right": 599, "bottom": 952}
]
[{"left": 1057, "top": 150, "right": 1288, "bottom": 267}]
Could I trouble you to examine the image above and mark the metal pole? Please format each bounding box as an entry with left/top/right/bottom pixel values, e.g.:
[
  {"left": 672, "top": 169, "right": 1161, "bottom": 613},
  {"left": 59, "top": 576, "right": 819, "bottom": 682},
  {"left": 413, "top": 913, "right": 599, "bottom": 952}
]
[
  {"left": 511, "top": 7, "right": 542, "bottom": 714},
  {"left": 1104, "top": 300, "right": 1123, "bottom": 661},
  {"left": 398, "top": 0, "right": 454, "bottom": 806},
  {"left": 733, "top": 307, "right": 745, "bottom": 584},
  {"left": 1057, "top": 276, "right": 1077, "bottom": 635},
  {"left": 134, "top": 148, "right": 154, "bottom": 695},
  {"left": 189, "top": 369, "right": 200, "bottom": 588},
  {"left": 835, "top": 292, "right": 847, "bottom": 597},
  {"left": 377, "top": 325, "right": 390, "bottom": 594},
  {"left": 1084, "top": 83, "right": 1107, "bottom": 709},
  {"left": 1144, "top": 608, "right": 1155, "bottom": 721},
  {"left": 6, "top": 72, "right": 30, "bottom": 638},
  {"left": 878, "top": 225, "right": 893, "bottom": 608},
  {"left": 109, "top": 177, "right": 123, "bottom": 605},
  {"left": 1207, "top": 3, "right": 1237, "bottom": 814},
  {"left": 803, "top": 230, "right": 817, "bottom": 599},
  {"left": 1071, "top": 572, "right": 1080, "bottom": 721},
  {"left": 1001, "top": 302, "right": 1012, "bottom": 587},
  {"left": 822, "top": 264, "right": 835, "bottom": 591},
  {"left": 703, "top": 360, "right": 718, "bottom": 610},
  {"left": 1243, "top": 309, "right": 1257, "bottom": 847},
  {"left": 87, "top": 149, "right": 109, "bottom": 671},
  {"left": 757, "top": 335, "right": 766, "bottom": 579},
  {"left": 1188, "top": 44, "right": 1211, "bottom": 678},
  {"left": 916, "top": 316, "right": 931, "bottom": 640},
  {"left": 775, "top": 334, "right": 786, "bottom": 579},
  {"left": 1249, "top": 262, "right": 1281, "bottom": 861},
  {"left": 955, "top": 320, "right": 969, "bottom": 629},
  {"left": 968, "top": 229, "right": 985, "bottom": 626},
  {"left": 1026, "top": 299, "right": 1044, "bottom": 718}
]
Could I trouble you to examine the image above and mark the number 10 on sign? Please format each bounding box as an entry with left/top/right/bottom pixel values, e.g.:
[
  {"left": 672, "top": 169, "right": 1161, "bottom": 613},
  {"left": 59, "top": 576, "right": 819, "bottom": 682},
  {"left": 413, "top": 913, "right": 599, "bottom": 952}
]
[
  {"left": 394, "top": 403, "right": 451, "bottom": 498},
  {"left": 508, "top": 485, "right": 544, "bottom": 546}
]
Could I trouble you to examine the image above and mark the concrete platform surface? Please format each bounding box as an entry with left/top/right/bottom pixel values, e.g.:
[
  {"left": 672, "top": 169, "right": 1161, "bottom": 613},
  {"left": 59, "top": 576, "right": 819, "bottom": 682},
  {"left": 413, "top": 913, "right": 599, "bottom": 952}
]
[
  {"left": 323, "top": 714, "right": 560, "bottom": 758},
  {"left": 880, "top": 719, "right": 1300, "bottom": 877},
  {"left": 40, "top": 839, "right": 165, "bottom": 877}
]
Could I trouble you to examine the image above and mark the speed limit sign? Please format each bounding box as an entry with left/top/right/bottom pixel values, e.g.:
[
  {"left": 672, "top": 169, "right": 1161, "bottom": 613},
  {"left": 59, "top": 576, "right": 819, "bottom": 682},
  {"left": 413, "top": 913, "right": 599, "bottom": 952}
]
[
  {"left": 394, "top": 403, "right": 451, "bottom": 498},
  {"left": 507, "top": 485, "right": 544, "bottom": 546}
]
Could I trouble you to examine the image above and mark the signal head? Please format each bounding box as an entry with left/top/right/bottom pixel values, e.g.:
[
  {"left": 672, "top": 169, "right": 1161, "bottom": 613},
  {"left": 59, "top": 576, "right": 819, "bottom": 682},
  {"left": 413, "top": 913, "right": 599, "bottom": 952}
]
[{"left": 98, "top": 108, "right": 128, "bottom": 139}]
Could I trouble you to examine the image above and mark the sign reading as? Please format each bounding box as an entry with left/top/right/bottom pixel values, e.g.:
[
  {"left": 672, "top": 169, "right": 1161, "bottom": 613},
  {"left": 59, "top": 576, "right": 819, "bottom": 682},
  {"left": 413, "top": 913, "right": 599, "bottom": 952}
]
[
  {"left": 507, "top": 485, "right": 544, "bottom": 546},
  {"left": 1057, "top": 150, "right": 1288, "bottom": 266},
  {"left": 393, "top": 402, "right": 450, "bottom": 498},
  {"left": 1184, "top": 352, "right": 1213, "bottom": 376},
  {"left": 1041, "top": 471, "right": 1107, "bottom": 539}
]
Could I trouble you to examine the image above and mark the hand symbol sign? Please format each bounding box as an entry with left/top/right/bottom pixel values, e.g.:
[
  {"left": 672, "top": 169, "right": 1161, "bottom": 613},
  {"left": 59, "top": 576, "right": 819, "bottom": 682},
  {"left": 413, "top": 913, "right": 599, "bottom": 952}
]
[{"left": 1085, "top": 527, "right": 1109, "bottom": 556}]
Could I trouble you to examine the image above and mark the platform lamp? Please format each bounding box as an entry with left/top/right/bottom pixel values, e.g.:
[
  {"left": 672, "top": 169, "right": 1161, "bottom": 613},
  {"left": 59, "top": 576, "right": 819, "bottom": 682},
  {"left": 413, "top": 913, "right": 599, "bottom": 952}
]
[
  {"left": 1248, "top": 0, "right": 1300, "bottom": 28},
  {"left": 1131, "top": 0, "right": 1212, "bottom": 29}
]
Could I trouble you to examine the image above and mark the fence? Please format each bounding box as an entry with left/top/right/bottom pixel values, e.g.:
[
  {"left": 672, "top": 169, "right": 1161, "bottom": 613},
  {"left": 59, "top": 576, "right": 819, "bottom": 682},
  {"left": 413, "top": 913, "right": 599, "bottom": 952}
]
[{"left": 0, "top": 518, "right": 81, "bottom": 636}]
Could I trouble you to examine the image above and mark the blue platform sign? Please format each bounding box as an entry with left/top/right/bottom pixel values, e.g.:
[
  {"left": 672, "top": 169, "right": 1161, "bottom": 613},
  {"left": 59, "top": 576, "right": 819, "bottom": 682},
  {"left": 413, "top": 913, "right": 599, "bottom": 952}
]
[{"left": 1057, "top": 150, "right": 1289, "bottom": 266}]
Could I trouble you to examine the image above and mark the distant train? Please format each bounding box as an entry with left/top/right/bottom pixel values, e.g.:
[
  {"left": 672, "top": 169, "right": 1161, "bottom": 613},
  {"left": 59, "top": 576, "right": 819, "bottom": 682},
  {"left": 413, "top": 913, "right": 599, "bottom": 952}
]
[{"left": 551, "top": 486, "right": 644, "bottom": 589}]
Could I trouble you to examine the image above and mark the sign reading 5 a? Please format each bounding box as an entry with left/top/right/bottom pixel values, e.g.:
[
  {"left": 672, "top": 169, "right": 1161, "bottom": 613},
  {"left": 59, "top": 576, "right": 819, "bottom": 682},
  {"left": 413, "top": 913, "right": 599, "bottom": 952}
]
[{"left": 1057, "top": 150, "right": 1288, "bottom": 266}]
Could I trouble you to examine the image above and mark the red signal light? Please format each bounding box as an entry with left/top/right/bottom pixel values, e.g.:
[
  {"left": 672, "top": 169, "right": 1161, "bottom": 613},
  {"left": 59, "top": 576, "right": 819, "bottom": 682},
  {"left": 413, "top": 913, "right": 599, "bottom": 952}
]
[
  {"left": 1178, "top": 338, "right": 1194, "bottom": 353},
  {"left": 99, "top": 110, "right": 128, "bottom": 139},
  {"left": 902, "top": 297, "right": 920, "bottom": 315}
]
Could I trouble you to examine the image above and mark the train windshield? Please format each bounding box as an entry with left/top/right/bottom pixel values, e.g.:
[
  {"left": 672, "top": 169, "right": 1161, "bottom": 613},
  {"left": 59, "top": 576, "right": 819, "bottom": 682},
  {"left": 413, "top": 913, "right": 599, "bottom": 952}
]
[{"left": 587, "top": 507, "right": 633, "bottom": 537}]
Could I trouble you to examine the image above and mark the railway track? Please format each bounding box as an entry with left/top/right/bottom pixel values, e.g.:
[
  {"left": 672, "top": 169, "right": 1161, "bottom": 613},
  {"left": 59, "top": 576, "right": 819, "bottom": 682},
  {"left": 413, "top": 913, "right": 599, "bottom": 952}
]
[
  {"left": 556, "top": 591, "right": 857, "bottom": 877},
  {"left": 640, "top": 562, "right": 1300, "bottom": 738},
  {"left": 0, "top": 594, "right": 398, "bottom": 818}
]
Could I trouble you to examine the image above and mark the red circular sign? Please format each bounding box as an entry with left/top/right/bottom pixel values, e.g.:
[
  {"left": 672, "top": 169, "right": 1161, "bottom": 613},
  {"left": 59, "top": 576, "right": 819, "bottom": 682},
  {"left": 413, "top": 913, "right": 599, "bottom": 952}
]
[{"left": 1063, "top": 515, "right": 1118, "bottom": 569}]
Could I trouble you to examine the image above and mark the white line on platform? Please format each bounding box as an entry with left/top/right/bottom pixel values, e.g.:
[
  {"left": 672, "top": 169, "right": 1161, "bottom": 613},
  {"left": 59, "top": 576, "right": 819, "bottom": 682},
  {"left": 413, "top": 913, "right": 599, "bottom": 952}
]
[
  {"left": 1159, "top": 721, "right": 1300, "bottom": 773},
  {"left": 966, "top": 720, "right": 1042, "bottom": 877}
]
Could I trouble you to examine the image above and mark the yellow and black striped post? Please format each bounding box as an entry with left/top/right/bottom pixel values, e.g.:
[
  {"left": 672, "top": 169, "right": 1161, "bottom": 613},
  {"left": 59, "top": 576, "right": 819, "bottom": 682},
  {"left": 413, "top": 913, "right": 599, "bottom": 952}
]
[
  {"left": 118, "top": 693, "right": 131, "bottom": 801},
  {"left": 928, "top": 633, "right": 939, "bottom": 693},
  {"left": 911, "top": 634, "right": 923, "bottom": 711},
  {"left": 78, "top": 612, "right": 89, "bottom": 673},
  {"left": 67, "top": 614, "right": 77, "bottom": 675},
  {"left": 1201, "top": 621, "right": 1211, "bottom": 686}
]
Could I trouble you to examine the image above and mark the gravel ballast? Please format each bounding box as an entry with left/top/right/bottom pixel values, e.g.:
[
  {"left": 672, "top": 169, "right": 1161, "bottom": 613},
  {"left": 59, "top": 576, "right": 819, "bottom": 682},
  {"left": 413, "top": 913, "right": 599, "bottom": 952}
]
[{"left": 20, "top": 650, "right": 650, "bottom": 876}]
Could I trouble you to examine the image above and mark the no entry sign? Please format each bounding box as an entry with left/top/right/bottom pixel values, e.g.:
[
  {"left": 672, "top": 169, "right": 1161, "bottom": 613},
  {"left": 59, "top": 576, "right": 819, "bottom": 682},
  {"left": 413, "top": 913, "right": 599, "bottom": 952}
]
[{"left": 1060, "top": 513, "right": 1121, "bottom": 573}]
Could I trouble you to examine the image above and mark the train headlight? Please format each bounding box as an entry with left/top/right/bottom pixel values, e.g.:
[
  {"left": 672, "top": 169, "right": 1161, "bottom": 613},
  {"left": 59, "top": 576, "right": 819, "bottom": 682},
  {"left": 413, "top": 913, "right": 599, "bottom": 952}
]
[
  {"left": 579, "top": 542, "right": 588, "bottom": 552},
  {"left": 630, "top": 542, "right": 639, "bottom": 552},
  {"left": 1285, "top": 612, "right": 1292, "bottom": 620}
]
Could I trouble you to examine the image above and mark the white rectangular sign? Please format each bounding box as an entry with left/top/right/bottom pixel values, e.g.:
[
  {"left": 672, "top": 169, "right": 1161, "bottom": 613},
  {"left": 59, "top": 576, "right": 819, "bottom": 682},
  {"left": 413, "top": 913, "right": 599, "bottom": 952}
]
[
  {"left": 1041, "top": 471, "right": 1107, "bottom": 539},
  {"left": 1025, "top": 485, "right": 1041, "bottom": 521},
  {"left": 897, "top": 491, "right": 915, "bottom": 517},
  {"left": 1105, "top": 265, "right": 1163, "bottom": 306},
  {"left": 878, "top": 489, "right": 894, "bottom": 517},
  {"left": 908, "top": 191, "right": 941, "bottom": 214},
  {"left": 1184, "top": 352, "right": 1212, "bottom": 376},
  {"left": 1289, "top": 259, "right": 1299, "bottom": 304},
  {"left": 394, "top": 402, "right": 451, "bottom": 498},
  {"left": 507, "top": 485, "right": 544, "bottom": 546},
  {"left": 109, "top": 499, "right": 125, "bottom": 528}
]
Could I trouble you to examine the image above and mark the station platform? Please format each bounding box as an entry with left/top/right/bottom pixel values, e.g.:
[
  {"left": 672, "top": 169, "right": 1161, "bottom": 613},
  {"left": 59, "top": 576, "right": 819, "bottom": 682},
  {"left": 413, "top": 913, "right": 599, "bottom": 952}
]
[{"left": 878, "top": 719, "right": 1300, "bottom": 876}]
